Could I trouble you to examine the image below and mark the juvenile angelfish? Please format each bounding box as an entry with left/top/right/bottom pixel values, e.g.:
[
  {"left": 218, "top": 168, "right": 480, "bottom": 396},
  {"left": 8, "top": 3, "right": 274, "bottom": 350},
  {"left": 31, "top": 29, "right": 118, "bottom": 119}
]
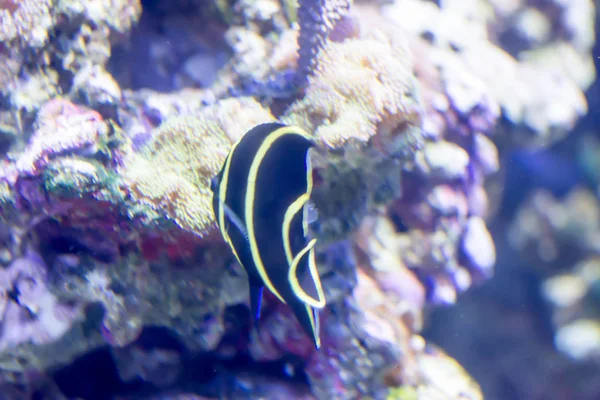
[{"left": 211, "top": 123, "right": 326, "bottom": 349}]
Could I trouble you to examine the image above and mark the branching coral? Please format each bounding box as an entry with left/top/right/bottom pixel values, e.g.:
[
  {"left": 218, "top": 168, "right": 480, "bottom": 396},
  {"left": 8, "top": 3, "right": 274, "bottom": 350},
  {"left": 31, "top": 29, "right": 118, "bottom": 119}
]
[{"left": 0, "top": 0, "right": 142, "bottom": 156}]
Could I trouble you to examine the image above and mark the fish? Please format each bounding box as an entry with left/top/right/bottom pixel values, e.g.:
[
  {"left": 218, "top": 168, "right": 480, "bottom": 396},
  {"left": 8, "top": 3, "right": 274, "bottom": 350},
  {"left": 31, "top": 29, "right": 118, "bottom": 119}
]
[{"left": 211, "top": 122, "right": 326, "bottom": 349}]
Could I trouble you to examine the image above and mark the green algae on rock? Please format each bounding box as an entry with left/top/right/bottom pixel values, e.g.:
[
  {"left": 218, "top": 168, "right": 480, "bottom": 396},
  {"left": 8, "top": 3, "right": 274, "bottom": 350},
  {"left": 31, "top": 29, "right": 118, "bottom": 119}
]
[{"left": 42, "top": 158, "right": 115, "bottom": 199}]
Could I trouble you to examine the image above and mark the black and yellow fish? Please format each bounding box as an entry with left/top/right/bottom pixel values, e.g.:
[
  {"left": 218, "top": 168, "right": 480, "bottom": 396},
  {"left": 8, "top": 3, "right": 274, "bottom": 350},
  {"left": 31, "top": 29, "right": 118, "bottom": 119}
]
[{"left": 211, "top": 123, "right": 326, "bottom": 349}]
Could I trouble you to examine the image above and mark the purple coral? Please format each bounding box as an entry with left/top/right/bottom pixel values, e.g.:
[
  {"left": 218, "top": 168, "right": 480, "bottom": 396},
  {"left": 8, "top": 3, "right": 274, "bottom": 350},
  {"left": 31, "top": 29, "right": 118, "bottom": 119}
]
[
  {"left": 296, "top": 0, "right": 353, "bottom": 84},
  {"left": 0, "top": 253, "right": 81, "bottom": 351},
  {"left": 15, "top": 98, "right": 107, "bottom": 177}
]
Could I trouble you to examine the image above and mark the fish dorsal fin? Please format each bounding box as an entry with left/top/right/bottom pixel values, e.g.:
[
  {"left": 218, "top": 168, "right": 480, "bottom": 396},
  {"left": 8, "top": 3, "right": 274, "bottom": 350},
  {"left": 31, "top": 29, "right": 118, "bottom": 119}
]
[
  {"left": 288, "top": 238, "right": 326, "bottom": 309},
  {"left": 222, "top": 202, "right": 249, "bottom": 243}
]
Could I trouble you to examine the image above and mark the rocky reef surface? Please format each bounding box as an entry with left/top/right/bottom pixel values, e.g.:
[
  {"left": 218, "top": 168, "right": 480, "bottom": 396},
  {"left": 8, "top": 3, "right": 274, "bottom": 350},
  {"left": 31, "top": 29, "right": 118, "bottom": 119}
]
[{"left": 0, "top": 0, "right": 596, "bottom": 399}]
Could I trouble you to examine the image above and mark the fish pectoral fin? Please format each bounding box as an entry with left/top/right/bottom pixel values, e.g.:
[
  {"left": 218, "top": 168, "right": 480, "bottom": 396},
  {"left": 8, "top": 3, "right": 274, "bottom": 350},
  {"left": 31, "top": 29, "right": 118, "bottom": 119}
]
[
  {"left": 210, "top": 176, "right": 219, "bottom": 193},
  {"left": 288, "top": 238, "right": 326, "bottom": 309},
  {"left": 304, "top": 200, "right": 318, "bottom": 226},
  {"left": 222, "top": 202, "right": 250, "bottom": 243},
  {"left": 249, "top": 280, "right": 264, "bottom": 322},
  {"left": 290, "top": 301, "right": 321, "bottom": 350}
]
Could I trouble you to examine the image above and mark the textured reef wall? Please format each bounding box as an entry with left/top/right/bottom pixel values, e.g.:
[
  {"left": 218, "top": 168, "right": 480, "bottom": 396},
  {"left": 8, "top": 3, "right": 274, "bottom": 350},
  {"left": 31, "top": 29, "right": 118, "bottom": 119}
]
[{"left": 0, "top": 0, "right": 596, "bottom": 399}]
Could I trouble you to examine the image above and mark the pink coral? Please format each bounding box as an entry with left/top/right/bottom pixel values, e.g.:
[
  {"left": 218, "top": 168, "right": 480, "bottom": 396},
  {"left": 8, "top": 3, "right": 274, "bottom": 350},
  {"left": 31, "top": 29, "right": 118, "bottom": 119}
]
[{"left": 15, "top": 98, "right": 107, "bottom": 176}]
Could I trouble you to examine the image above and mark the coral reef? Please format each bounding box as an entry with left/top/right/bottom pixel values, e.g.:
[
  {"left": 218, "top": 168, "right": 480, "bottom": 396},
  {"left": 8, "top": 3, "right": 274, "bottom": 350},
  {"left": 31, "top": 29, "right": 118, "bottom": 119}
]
[
  {"left": 381, "top": 0, "right": 593, "bottom": 148},
  {"left": 0, "top": 0, "right": 142, "bottom": 150},
  {"left": 0, "top": 0, "right": 596, "bottom": 398},
  {"left": 120, "top": 97, "right": 274, "bottom": 237},
  {"left": 282, "top": 25, "right": 421, "bottom": 153}
]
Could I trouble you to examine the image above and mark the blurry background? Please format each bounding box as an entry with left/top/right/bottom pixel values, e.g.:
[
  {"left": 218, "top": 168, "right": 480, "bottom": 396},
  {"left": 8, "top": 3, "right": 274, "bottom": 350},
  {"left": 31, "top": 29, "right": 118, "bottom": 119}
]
[{"left": 425, "top": 13, "right": 600, "bottom": 400}]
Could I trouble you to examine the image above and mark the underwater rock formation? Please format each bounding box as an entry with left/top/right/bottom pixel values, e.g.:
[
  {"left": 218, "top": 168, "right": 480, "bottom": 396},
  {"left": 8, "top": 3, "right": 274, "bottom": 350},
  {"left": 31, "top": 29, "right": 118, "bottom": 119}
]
[
  {"left": 0, "top": 0, "right": 142, "bottom": 154},
  {"left": 381, "top": 0, "right": 594, "bottom": 148},
  {"left": 0, "top": 0, "right": 596, "bottom": 398}
]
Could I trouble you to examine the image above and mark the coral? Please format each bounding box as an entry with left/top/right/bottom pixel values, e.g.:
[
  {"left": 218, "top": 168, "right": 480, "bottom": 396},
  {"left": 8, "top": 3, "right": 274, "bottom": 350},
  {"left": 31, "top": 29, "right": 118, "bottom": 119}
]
[
  {"left": 356, "top": 209, "right": 492, "bottom": 308},
  {"left": 121, "top": 116, "right": 230, "bottom": 236},
  {"left": 308, "top": 145, "right": 403, "bottom": 241},
  {"left": 0, "top": 0, "right": 53, "bottom": 49},
  {"left": 280, "top": 21, "right": 425, "bottom": 242},
  {"left": 283, "top": 26, "right": 421, "bottom": 153},
  {"left": 247, "top": 240, "right": 483, "bottom": 399},
  {"left": 0, "top": 0, "right": 142, "bottom": 155},
  {"left": 296, "top": 0, "right": 353, "bottom": 84},
  {"left": 381, "top": 0, "right": 592, "bottom": 148},
  {"left": 15, "top": 98, "right": 109, "bottom": 176},
  {"left": 120, "top": 97, "right": 275, "bottom": 237}
]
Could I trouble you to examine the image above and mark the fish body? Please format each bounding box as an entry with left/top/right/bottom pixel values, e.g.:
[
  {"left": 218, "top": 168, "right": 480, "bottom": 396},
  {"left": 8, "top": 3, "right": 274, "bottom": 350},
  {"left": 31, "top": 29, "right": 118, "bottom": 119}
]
[{"left": 211, "top": 123, "right": 326, "bottom": 348}]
